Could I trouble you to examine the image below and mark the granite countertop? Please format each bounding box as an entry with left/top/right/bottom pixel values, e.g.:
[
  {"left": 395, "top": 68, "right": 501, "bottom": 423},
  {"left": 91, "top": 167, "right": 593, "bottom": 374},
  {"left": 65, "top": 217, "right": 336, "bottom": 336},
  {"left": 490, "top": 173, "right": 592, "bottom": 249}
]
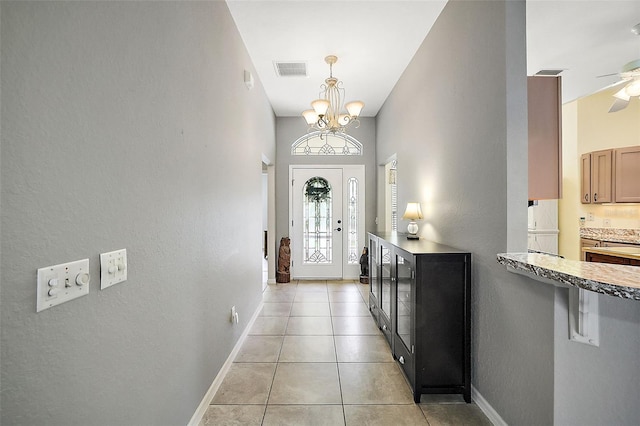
[
  {"left": 580, "top": 227, "right": 640, "bottom": 245},
  {"left": 497, "top": 252, "right": 640, "bottom": 301},
  {"left": 582, "top": 246, "right": 640, "bottom": 261}
]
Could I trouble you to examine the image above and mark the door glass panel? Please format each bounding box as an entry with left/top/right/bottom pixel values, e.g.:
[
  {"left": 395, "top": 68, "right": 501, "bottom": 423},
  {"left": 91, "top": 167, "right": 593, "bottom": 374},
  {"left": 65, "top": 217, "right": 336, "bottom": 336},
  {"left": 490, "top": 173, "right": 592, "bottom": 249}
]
[
  {"left": 381, "top": 245, "right": 391, "bottom": 318},
  {"left": 347, "top": 177, "right": 358, "bottom": 264},
  {"left": 370, "top": 237, "right": 379, "bottom": 300},
  {"left": 396, "top": 253, "right": 412, "bottom": 350},
  {"left": 303, "top": 177, "right": 332, "bottom": 264}
]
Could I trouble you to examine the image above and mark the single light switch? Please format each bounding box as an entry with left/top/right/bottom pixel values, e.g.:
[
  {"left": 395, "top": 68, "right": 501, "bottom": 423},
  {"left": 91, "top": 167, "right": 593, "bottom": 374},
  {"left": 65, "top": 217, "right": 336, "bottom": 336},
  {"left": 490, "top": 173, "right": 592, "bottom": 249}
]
[{"left": 100, "top": 249, "right": 127, "bottom": 289}]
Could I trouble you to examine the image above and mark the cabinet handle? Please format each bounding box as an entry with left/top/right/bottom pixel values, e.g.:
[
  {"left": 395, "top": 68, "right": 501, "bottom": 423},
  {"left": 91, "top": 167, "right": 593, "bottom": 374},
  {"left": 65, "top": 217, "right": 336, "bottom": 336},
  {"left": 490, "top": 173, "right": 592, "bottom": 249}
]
[
  {"left": 594, "top": 193, "right": 598, "bottom": 202},
  {"left": 584, "top": 193, "right": 589, "bottom": 202},
  {"left": 398, "top": 356, "right": 405, "bottom": 365}
]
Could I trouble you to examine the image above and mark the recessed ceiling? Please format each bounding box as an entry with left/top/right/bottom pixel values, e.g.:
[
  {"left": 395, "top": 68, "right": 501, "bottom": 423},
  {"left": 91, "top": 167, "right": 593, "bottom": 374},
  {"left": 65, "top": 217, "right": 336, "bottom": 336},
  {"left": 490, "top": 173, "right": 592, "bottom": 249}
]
[{"left": 227, "top": 0, "right": 640, "bottom": 118}]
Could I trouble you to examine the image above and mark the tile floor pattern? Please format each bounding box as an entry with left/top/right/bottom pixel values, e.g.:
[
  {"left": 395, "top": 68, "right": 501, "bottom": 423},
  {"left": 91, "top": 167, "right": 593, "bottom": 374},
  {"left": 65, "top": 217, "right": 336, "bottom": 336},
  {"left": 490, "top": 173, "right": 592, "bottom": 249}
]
[{"left": 201, "top": 280, "right": 492, "bottom": 426}]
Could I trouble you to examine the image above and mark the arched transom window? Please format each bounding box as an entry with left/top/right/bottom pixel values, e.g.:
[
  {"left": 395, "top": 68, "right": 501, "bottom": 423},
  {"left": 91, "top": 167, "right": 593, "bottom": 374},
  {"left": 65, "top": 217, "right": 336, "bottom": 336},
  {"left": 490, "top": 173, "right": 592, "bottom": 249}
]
[{"left": 291, "top": 131, "right": 363, "bottom": 156}]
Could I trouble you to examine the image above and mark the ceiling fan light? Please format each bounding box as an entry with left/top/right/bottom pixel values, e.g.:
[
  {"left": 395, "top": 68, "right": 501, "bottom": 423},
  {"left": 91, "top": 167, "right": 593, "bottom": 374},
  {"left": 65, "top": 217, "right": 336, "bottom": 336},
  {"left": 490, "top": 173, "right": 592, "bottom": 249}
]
[
  {"left": 613, "top": 87, "right": 631, "bottom": 101},
  {"left": 345, "top": 101, "right": 364, "bottom": 117},
  {"left": 311, "top": 99, "right": 330, "bottom": 116},
  {"left": 624, "top": 80, "right": 640, "bottom": 97},
  {"left": 302, "top": 109, "right": 318, "bottom": 125}
]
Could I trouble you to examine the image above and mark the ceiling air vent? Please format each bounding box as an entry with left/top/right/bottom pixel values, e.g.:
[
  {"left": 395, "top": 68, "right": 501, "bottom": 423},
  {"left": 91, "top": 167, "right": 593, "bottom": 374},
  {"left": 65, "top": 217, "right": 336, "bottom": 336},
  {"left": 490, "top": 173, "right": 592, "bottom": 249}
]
[
  {"left": 535, "top": 69, "right": 564, "bottom": 76},
  {"left": 274, "top": 61, "right": 307, "bottom": 77}
]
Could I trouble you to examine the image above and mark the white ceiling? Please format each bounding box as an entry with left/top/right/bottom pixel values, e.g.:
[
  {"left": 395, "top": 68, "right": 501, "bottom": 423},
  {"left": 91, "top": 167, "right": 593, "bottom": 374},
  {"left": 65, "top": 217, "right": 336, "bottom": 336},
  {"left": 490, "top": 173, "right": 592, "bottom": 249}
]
[{"left": 226, "top": 0, "right": 640, "bottom": 118}]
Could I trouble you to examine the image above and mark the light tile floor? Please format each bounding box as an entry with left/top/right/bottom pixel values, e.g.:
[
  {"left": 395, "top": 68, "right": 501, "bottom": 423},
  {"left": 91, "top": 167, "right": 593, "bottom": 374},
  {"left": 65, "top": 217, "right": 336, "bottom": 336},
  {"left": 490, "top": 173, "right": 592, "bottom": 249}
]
[{"left": 201, "top": 280, "right": 492, "bottom": 426}]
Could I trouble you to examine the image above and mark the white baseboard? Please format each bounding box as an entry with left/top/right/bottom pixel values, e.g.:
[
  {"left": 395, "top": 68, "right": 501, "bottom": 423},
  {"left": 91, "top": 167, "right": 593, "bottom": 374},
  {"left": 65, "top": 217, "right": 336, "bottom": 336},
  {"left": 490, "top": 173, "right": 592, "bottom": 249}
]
[
  {"left": 267, "top": 278, "right": 276, "bottom": 284},
  {"left": 472, "top": 385, "right": 508, "bottom": 426},
  {"left": 187, "top": 301, "right": 264, "bottom": 426}
]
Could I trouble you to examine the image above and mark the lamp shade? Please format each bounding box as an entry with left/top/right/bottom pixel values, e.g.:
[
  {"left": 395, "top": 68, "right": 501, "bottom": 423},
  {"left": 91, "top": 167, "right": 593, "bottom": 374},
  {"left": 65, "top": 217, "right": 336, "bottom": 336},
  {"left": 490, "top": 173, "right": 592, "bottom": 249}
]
[
  {"left": 302, "top": 109, "right": 319, "bottom": 125},
  {"left": 402, "top": 202, "right": 423, "bottom": 220},
  {"left": 345, "top": 100, "right": 364, "bottom": 117},
  {"left": 311, "top": 99, "right": 330, "bottom": 116}
]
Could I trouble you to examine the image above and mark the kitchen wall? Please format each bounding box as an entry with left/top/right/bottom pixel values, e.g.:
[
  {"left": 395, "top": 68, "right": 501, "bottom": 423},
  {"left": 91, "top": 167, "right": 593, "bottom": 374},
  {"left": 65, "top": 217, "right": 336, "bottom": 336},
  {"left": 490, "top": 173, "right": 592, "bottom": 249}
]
[
  {"left": 1, "top": 2, "right": 275, "bottom": 424},
  {"left": 559, "top": 87, "right": 640, "bottom": 260},
  {"left": 376, "top": 1, "right": 556, "bottom": 424}
]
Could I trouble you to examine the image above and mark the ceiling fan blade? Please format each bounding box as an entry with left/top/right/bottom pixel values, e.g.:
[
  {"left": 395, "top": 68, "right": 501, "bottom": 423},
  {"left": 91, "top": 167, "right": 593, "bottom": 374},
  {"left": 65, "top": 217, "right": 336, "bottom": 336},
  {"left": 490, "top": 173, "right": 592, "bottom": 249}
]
[
  {"left": 613, "top": 87, "right": 630, "bottom": 101},
  {"left": 608, "top": 97, "right": 629, "bottom": 113},
  {"left": 593, "top": 78, "right": 631, "bottom": 95},
  {"left": 596, "top": 72, "right": 618, "bottom": 78}
]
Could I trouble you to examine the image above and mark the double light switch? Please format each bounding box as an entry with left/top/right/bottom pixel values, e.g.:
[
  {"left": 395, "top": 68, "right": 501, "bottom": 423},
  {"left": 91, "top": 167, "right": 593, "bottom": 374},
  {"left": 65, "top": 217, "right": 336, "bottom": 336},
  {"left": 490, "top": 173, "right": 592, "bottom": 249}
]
[{"left": 100, "top": 249, "right": 127, "bottom": 289}]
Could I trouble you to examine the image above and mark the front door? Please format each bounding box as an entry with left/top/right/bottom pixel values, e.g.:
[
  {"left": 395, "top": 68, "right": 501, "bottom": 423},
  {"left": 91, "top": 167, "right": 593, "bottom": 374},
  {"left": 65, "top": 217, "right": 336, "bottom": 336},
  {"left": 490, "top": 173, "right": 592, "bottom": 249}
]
[
  {"left": 291, "top": 168, "right": 343, "bottom": 279},
  {"left": 290, "top": 165, "right": 365, "bottom": 280}
]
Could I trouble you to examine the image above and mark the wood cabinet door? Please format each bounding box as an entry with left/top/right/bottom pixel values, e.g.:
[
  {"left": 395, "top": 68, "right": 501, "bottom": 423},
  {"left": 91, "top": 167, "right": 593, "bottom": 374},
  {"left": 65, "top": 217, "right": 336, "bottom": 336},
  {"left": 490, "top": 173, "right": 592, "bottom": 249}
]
[
  {"left": 615, "top": 146, "right": 640, "bottom": 203},
  {"left": 580, "top": 153, "right": 591, "bottom": 203},
  {"left": 591, "top": 149, "right": 613, "bottom": 203},
  {"left": 528, "top": 76, "right": 562, "bottom": 200}
]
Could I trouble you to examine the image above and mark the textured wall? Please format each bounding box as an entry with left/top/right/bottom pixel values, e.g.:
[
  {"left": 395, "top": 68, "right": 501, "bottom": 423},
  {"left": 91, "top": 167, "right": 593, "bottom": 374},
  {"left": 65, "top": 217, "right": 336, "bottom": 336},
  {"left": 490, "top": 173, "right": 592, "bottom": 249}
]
[
  {"left": 376, "top": 1, "right": 555, "bottom": 424},
  {"left": 1, "top": 2, "right": 275, "bottom": 424},
  {"left": 554, "top": 289, "right": 640, "bottom": 425},
  {"left": 274, "top": 117, "right": 377, "bottom": 273}
]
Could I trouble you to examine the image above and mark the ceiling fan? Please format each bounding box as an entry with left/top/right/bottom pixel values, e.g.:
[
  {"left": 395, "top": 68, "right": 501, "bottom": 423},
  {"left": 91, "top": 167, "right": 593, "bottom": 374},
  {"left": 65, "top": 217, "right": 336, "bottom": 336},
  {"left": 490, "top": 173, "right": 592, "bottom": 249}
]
[{"left": 606, "top": 59, "right": 640, "bottom": 113}]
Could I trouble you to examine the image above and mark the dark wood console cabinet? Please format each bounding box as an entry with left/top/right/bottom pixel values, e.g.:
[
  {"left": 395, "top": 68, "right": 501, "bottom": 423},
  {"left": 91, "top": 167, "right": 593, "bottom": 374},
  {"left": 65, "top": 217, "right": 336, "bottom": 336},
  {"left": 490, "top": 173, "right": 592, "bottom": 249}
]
[{"left": 368, "top": 232, "right": 472, "bottom": 403}]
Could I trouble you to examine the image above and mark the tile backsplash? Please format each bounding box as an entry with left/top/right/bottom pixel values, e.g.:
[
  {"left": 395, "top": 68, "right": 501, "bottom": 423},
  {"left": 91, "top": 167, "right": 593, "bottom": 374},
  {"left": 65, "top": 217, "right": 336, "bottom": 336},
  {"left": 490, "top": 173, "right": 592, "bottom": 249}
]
[{"left": 580, "top": 205, "right": 640, "bottom": 230}]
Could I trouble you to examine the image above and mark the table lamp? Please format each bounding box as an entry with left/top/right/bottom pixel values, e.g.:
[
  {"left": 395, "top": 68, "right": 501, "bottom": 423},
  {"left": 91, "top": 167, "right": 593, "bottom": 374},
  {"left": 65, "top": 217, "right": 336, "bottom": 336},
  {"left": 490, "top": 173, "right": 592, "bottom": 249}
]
[{"left": 402, "top": 202, "right": 423, "bottom": 240}]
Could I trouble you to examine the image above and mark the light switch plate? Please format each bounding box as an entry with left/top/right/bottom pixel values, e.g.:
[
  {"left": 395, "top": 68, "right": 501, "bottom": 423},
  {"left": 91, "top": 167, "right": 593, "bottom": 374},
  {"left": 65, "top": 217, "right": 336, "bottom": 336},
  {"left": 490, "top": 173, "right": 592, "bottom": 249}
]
[
  {"left": 37, "top": 259, "right": 90, "bottom": 312},
  {"left": 100, "top": 249, "right": 127, "bottom": 289}
]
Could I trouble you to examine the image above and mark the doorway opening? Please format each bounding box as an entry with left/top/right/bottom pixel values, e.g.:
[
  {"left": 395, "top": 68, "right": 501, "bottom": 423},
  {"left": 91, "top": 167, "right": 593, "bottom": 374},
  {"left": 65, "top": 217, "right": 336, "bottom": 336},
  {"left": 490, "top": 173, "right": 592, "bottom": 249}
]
[{"left": 289, "top": 165, "right": 365, "bottom": 280}]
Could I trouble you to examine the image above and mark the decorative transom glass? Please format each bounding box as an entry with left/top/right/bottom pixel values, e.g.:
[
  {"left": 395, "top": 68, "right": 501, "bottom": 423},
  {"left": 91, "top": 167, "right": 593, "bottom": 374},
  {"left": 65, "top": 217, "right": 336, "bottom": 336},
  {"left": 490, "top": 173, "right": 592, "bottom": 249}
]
[
  {"left": 347, "top": 177, "right": 358, "bottom": 264},
  {"left": 291, "top": 131, "right": 363, "bottom": 156},
  {"left": 303, "top": 177, "right": 332, "bottom": 264}
]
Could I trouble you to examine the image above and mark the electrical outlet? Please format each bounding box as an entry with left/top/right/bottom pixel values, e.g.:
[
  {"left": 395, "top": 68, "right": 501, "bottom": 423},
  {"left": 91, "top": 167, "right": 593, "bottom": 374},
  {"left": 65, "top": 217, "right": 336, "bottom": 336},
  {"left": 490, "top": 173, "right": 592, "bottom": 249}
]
[
  {"left": 603, "top": 218, "right": 611, "bottom": 227},
  {"left": 587, "top": 213, "right": 594, "bottom": 221}
]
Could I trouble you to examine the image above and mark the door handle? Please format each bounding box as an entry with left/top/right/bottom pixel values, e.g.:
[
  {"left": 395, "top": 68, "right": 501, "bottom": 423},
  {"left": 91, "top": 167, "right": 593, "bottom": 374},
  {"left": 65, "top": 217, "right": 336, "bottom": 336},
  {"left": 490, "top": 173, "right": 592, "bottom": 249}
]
[{"left": 334, "top": 227, "right": 342, "bottom": 232}]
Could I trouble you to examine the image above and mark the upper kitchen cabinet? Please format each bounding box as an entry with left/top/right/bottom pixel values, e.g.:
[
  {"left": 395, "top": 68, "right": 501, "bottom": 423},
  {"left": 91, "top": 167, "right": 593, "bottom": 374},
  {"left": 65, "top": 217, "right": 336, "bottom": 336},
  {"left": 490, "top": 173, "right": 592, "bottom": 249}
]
[
  {"left": 615, "top": 146, "right": 640, "bottom": 203},
  {"left": 580, "top": 153, "right": 591, "bottom": 204},
  {"left": 590, "top": 149, "right": 613, "bottom": 203},
  {"left": 528, "top": 76, "right": 562, "bottom": 200}
]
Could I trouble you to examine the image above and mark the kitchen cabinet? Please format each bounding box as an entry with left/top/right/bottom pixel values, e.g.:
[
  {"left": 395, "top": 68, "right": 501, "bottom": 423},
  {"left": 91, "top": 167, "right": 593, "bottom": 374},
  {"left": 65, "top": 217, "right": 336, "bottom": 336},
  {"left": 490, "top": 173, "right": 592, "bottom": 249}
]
[
  {"left": 368, "top": 232, "right": 471, "bottom": 403},
  {"left": 528, "top": 76, "right": 562, "bottom": 200},
  {"left": 580, "top": 154, "right": 591, "bottom": 204},
  {"left": 591, "top": 149, "right": 613, "bottom": 203},
  {"left": 615, "top": 146, "right": 640, "bottom": 203}
]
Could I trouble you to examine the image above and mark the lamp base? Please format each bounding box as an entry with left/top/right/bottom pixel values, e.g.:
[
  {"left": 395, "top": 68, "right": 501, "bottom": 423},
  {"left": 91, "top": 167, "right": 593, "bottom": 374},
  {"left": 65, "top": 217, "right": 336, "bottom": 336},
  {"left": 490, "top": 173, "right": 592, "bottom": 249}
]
[{"left": 406, "top": 221, "right": 419, "bottom": 240}]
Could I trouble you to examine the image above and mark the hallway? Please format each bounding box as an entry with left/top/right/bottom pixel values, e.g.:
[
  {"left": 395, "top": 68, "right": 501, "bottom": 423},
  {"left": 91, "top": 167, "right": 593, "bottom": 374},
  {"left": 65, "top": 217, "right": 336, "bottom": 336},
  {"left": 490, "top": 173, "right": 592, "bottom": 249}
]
[{"left": 200, "top": 281, "right": 491, "bottom": 425}]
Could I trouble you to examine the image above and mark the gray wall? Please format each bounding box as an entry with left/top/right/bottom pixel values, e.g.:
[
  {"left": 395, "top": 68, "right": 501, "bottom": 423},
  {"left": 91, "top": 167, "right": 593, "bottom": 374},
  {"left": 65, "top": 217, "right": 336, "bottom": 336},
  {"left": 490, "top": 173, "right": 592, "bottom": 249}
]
[
  {"left": 1, "top": 2, "right": 275, "bottom": 425},
  {"left": 376, "top": 1, "right": 555, "bottom": 424},
  {"left": 554, "top": 288, "right": 640, "bottom": 425},
  {"left": 275, "top": 117, "right": 376, "bottom": 257}
]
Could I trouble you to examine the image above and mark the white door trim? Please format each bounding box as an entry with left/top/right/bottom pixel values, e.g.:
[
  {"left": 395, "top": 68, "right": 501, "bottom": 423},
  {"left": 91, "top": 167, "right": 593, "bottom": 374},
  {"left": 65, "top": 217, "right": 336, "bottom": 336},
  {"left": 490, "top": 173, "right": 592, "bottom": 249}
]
[{"left": 289, "top": 164, "right": 365, "bottom": 280}]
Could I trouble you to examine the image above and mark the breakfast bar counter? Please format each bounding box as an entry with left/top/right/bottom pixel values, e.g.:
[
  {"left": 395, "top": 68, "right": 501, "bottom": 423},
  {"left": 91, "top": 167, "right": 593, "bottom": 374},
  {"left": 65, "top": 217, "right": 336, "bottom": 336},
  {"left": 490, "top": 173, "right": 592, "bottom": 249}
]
[{"left": 497, "top": 252, "right": 640, "bottom": 301}]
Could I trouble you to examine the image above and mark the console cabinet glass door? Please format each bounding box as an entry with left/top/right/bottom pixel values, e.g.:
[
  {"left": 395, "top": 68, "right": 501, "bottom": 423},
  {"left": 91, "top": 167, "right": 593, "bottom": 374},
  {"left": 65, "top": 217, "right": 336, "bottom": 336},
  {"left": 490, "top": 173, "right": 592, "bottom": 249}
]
[
  {"left": 380, "top": 243, "right": 392, "bottom": 319},
  {"left": 395, "top": 252, "right": 413, "bottom": 351},
  {"left": 369, "top": 235, "right": 379, "bottom": 302}
]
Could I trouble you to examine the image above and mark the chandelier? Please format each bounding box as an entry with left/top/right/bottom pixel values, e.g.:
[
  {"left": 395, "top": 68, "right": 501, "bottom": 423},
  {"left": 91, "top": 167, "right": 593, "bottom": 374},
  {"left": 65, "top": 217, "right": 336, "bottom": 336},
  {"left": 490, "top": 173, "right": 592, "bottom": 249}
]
[{"left": 302, "top": 55, "right": 364, "bottom": 135}]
